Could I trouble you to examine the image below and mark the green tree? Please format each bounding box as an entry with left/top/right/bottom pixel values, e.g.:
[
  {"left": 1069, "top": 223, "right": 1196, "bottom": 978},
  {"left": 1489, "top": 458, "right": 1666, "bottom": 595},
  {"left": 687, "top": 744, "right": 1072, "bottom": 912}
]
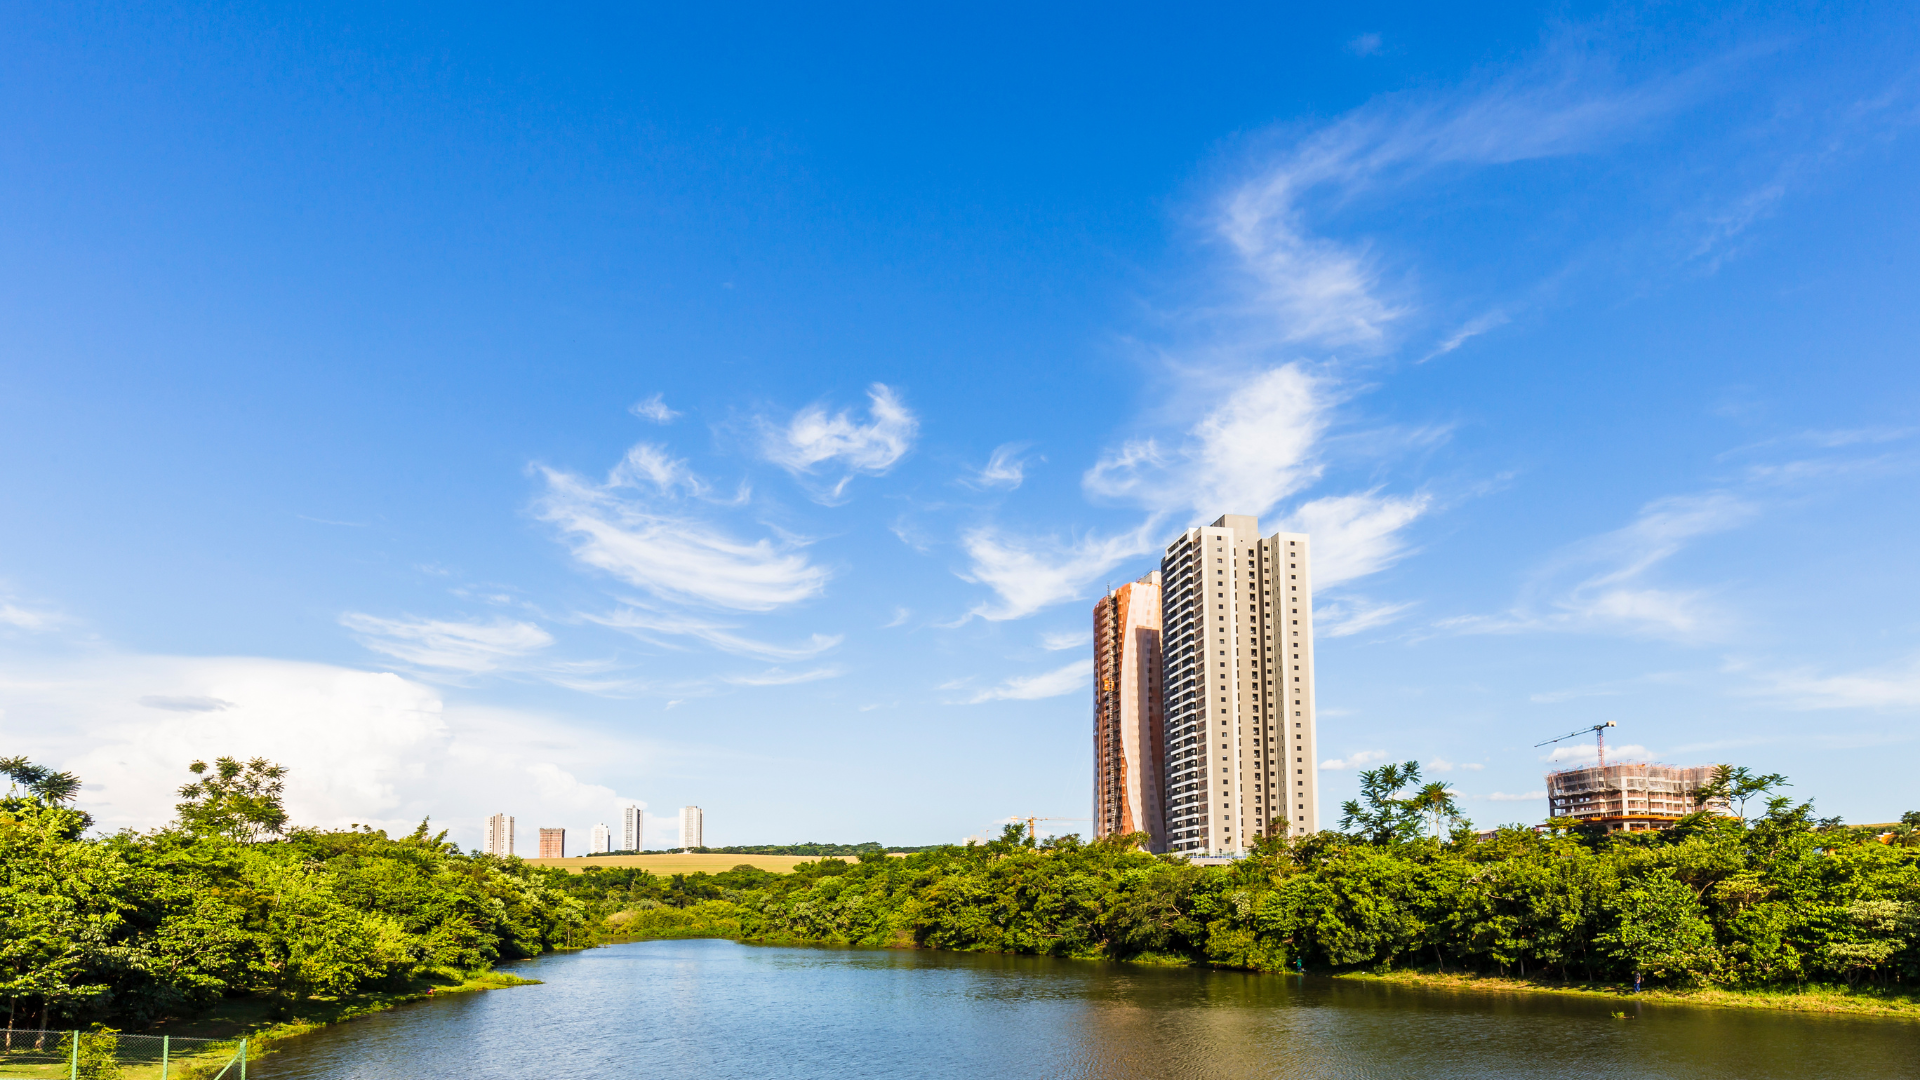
[
  {"left": 174, "top": 758, "right": 288, "bottom": 842},
  {"left": 1407, "top": 781, "right": 1467, "bottom": 838},
  {"left": 1693, "top": 765, "right": 1790, "bottom": 822},
  {"left": 1339, "top": 761, "right": 1426, "bottom": 844}
]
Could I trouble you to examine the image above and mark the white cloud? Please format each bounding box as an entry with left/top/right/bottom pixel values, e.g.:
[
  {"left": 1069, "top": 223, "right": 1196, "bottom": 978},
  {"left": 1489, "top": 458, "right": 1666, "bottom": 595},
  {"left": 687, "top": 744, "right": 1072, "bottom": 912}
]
[
  {"left": 966, "top": 660, "right": 1092, "bottom": 703},
  {"left": 535, "top": 452, "right": 829, "bottom": 613},
  {"left": 0, "top": 654, "right": 652, "bottom": 847},
  {"left": 1427, "top": 759, "right": 1456, "bottom": 772},
  {"left": 1421, "top": 309, "right": 1510, "bottom": 362},
  {"left": 1040, "top": 629, "right": 1091, "bottom": 652},
  {"left": 882, "top": 607, "right": 910, "bottom": 629},
  {"left": 1346, "top": 33, "right": 1382, "bottom": 57},
  {"left": 589, "top": 607, "right": 841, "bottom": 663},
  {"left": 1736, "top": 653, "right": 1920, "bottom": 711},
  {"left": 1442, "top": 491, "right": 1755, "bottom": 641},
  {"left": 629, "top": 393, "right": 680, "bottom": 424},
  {"left": 339, "top": 614, "right": 554, "bottom": 674},
  {"left": 957, "top": 524, "right": 1156, "bottom": 622},
  {"left": 1086, "top": 365, "right": 1333, "bottom": 520},
  {"left": 964, "top": 443, "right": 1033, "bottom": 490},
  {"left": 1545, "top": 742, "right": 1650, "bottom": 764},
  {"left": 722, "top": 666, "right": 843, "bottom": 687},
  {"left": 1283, "top": 490, "right": 1432, "bottom": 587},
  {"left": 1487, "top": 790, "right": 1547, "bottom": 802},
  {"left": 0, "top": 597, "right": 62, "bottom": 632},
  {"left": 1315, "top": 597, "right": 1416, "bottom": 638},
  {"left": 762, "top": 384, "right": 918, "bottom": 501},
  {"left": 1320, "top": 749, "right": 1389, "bottom": 770}
]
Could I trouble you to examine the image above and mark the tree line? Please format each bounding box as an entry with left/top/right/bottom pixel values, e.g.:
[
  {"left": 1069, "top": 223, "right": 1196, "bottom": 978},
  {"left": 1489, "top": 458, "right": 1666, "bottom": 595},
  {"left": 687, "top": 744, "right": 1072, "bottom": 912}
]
[
  {"left": 574, "top": 763, "right": 1920, "bottom": 989},
  {"left": 1, "top": 756, "right": 583, "bottom": 1030}
]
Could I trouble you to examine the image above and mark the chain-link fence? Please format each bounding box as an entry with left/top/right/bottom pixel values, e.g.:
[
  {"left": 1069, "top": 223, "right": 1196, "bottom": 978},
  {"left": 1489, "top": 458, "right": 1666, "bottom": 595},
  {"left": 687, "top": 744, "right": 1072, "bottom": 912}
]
[{"left": 0, "top": 1030, "right": 247, "bottom": 1080}]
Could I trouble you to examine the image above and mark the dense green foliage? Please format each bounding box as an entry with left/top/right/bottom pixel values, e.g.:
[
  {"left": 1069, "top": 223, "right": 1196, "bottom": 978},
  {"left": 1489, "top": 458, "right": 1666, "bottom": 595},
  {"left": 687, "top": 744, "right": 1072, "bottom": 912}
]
[
  {"left": 0, "top": 759, "right": 582, "bottom": 1029},
  {"left": 573, "top": 806, "right": 1920, "bottom": 989},
  {"left": 594, "top": 842, "right": 945, "bottom": 858}
]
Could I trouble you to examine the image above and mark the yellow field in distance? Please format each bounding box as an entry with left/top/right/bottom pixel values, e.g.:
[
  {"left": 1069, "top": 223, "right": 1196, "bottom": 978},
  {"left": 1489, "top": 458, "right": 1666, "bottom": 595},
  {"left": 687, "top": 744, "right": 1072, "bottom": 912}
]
[{"left": 524, "top": 852, "right": 854, "bottom": 875}]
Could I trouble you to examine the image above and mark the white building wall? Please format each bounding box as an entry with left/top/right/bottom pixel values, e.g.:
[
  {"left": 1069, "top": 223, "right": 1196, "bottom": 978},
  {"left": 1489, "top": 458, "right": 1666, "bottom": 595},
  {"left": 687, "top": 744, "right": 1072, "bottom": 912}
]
[
  {"left": 483, "top": 813, "right": 514, "bottom": 857},
  {"left": 679, "top": 805, "right": 703, "bottom": 850},
  {"left": 590, "top": 822, "right": 612, "bottom": 854},
  {"left": 622, "top": 805, "right": 644, "bottom": 852}
]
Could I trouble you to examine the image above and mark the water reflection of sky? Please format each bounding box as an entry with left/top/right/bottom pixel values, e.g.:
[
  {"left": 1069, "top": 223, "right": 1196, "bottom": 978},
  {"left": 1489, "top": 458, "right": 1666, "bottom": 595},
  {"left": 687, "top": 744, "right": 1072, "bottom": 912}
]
[{"left": 255, "top": 941, "right": 1919, "bottom": 1080}]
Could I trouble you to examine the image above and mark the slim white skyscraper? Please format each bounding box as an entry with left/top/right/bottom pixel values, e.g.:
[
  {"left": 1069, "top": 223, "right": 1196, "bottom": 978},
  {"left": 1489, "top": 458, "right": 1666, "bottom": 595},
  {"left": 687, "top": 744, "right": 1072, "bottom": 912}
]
[
  {"left": 679, "top": 805, "right": 703, "bottom": 850},
  {"left": 483, "top": 813, "right": 514, "bottom": 857},
  {"left": 621, "top": 805, "right": 644, "bottom": 852},
  {"left": 590, "top": 822, "right": 612, "bottom": 854},
  {"left": 1158, "top": 515, "right": 1320, "bottom": 854}
]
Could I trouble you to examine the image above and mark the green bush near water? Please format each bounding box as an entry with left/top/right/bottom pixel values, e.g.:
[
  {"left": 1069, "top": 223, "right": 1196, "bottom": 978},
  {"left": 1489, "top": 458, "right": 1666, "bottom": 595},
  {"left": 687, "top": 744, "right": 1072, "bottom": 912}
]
[
  {"left": 572, "top": 790, "right": 1920, "bottom": 990},
  {"left": 0, "top": 756, "right": 584, "bottom": 1030}
]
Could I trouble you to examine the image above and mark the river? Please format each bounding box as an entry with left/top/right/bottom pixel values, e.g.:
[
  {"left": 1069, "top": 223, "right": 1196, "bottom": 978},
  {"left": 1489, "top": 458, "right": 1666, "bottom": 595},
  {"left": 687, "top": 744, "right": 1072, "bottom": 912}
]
[{"left": 254, "top": 939, "right": 1916, "bottom": 1079}]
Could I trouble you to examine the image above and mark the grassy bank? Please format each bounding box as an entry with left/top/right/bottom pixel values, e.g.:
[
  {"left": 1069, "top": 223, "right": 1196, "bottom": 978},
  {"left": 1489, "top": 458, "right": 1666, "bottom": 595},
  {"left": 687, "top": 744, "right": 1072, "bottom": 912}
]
[
  {"left": 123, "top": 967, "right": 543, "bottom": 1074},
  {"left": 1338, "top": 969, "right": 1920, "bottom": 1019}
]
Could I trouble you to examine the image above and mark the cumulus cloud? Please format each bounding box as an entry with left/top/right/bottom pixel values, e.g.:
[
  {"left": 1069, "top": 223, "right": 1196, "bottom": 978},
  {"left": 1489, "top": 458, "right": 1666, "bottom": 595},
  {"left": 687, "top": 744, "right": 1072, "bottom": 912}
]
[
  {"left": 957, "top": 524, "right": 1157, "bottom": 622},
  {"left": 966, "top": 659, "right": 1092, "bottom": 703},
  {"left": 340, "top": 613, "right": 555, "bottom": 674},
  {"left": 1, "top": 654, "right": 652, "bottom": 847},
  {"left": 762, "top": 384, "right": 918, "bottom": 501},
  {"left": 535, "top": 448, "right": 830, "bottom": 612},
  {"left": 629, "top": 393, "right": 680, "bottom": 424},
  {"left": 1320, "top": 749, "right": 1389, "bottom": 770}
]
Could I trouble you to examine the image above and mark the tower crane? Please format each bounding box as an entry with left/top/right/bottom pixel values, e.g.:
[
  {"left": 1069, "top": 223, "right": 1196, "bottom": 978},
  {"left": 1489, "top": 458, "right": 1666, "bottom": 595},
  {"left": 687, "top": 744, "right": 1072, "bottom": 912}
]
[
  {"left": 1023, "top": 816, "right": 1091, "bottom": 844},
  {"left": 1535, "top": 721, "right": 1618, "bottom": 766}
]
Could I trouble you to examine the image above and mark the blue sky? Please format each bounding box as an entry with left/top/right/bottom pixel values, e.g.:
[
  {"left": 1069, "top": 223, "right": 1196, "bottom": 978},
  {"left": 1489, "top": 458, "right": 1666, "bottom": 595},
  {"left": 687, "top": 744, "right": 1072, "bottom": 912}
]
[{"left": 3, "top": 3, "right": 1918, "bottom": 849}]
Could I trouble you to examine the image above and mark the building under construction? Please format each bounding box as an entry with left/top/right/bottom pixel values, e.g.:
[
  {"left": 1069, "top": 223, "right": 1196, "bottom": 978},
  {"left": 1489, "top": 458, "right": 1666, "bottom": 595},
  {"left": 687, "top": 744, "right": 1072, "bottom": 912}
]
[{"left": 1545, "top": 762, "right": 1727, "bottom": 832}]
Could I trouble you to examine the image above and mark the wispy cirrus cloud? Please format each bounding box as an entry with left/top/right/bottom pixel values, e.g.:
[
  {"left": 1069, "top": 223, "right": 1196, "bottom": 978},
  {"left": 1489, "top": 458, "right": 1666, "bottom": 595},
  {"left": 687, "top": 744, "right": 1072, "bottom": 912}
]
[
  {"left": 1734, "top": 653, "right": 1920, "bottom": 711},
  {"left": 957, "top": 523, "right": 1158, "bottom": 622},
  {"left": 1040, "top": 629, "right": 1091, "bottom": 652},
  {"left": 962, "top": 443, "right": 1035, "bottom": 490},
  {"left": 1441, "top": 491, "right": 1755, "bottom": 641},
  {"left": 1315, "top": 597, "right": 1416, "bottom": 638},
  {"left": 588, "top": 607, "right": 841, "bottom": 663},
  {"left": 723, "top": 666, "right": 843, "bottom": 687},
  {"left": 761, "top": 383, "right": 918, "bottom": 502},
  {"left": 965, "top": 659, "right": 1091, "bottom": 703},
  {"left": 535, "top": 446, "right": 829, "bottom": 613},
  {"left": 340, "top": 613, "right": 555, "bottom": 674},
  {"left": 629, "top": 393, "right": 680, "bottom": 424},
  {"left": 1320, "top": 749, "right": 1389, "bottom": 770}
]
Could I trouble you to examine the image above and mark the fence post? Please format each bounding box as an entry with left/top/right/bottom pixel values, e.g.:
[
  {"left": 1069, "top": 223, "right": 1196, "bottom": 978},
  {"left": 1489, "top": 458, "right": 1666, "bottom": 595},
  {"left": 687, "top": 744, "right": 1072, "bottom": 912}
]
[
  {"left": 239, "top": 1036, "right": 247, "bottom": 1080},
  {"left": 69, "top": 1030, "right": 79, "bottom": 1080},
  {"left": 161, "top": 1035, "right": 170, "bottom": 1080}
]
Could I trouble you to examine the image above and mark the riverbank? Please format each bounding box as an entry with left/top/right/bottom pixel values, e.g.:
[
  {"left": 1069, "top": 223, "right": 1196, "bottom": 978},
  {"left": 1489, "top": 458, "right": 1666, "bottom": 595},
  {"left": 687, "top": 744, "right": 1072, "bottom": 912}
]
[
  {"left": 1338, "top": 969, "right": 1920, "bottom": 1019},
  {"left": 142, "top": 968, "right": 543, "bottom": 1057}
]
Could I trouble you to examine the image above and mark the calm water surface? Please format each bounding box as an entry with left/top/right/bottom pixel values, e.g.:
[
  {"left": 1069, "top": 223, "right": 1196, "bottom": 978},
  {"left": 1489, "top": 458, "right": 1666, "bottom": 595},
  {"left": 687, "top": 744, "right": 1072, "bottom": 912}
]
[{"left": 257, "top": 939, "right": 1916, "bottom": 1079}]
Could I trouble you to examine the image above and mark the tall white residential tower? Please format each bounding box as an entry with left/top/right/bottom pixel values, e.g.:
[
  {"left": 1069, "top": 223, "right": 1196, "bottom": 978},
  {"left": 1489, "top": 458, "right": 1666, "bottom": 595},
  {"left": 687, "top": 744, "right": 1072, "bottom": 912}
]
[
  {"left": 622, "top": 805, "right": 644, "bottom": 852},
  {"left": 590, "top": 822, "right": 612, "bottom": 854},
  {"left": 1157, "top": 515, "right": 1319, "bottom": 854},
  {"left": 679, "top": 805, "right": 704, "bottom": 850},
  {"left": 483, "top": 813, "right": 514, "bottom": 857}
]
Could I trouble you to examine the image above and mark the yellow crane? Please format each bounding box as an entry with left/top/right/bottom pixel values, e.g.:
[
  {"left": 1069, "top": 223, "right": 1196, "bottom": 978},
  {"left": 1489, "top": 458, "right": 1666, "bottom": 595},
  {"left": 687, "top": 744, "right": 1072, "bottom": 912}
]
[{"left": 1023, "top": 816, "right": 1091, "bottom": 844}]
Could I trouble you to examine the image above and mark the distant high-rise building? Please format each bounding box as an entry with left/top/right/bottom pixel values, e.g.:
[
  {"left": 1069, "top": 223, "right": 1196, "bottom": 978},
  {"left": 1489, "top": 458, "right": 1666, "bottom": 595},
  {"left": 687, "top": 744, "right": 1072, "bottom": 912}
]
[
  {"left": 679, "top": 806, "right": 703, "bottom": 850},
  {"left": 1093, "top": 571, "right": 1166, "bottom": 850},
  {"left": 622, "top": 805, "right": 644, "bottom": 852},
  {"left": 590, "top": 822, "right": 611, "bottom": 853},
  {"left": 539, "top": 827, "right": 566, "bottom": 859},
  {"left": 1158, "top": 516, "right": 1320, "bottom": 855},
  {"left": 1547, "top": 763, "right": 1728, "bottom": 833},
  {"left": 483, "top": 813, "right": 514, "bottom": 857}
]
